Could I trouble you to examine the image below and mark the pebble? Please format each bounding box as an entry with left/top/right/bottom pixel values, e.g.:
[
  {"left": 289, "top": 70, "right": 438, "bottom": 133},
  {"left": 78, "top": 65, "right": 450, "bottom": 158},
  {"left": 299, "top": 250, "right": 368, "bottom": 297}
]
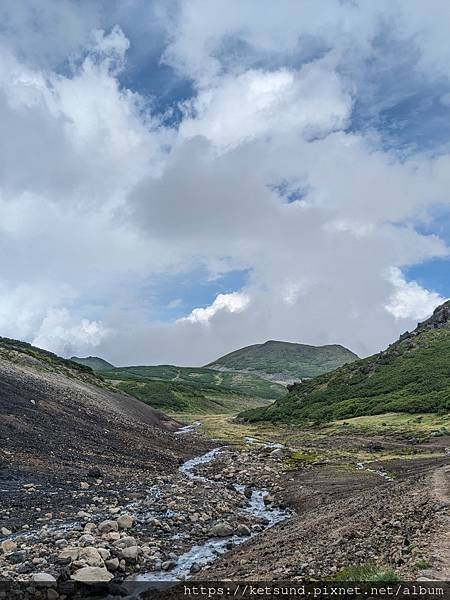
[{"left": 1, "top": 540, "right": 17, "bottom": 553}]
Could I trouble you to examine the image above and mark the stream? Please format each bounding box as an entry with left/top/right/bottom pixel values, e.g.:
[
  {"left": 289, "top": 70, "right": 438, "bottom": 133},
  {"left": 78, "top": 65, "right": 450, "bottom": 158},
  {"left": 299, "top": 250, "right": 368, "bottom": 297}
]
[{"left": 135, "top": 446, "right": 289, "bottom": 583}]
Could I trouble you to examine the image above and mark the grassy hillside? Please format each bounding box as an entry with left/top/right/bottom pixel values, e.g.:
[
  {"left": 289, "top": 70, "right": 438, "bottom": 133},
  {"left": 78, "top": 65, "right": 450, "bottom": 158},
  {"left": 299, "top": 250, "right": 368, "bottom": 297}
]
[
  {"left": 241, "top": 301, "right": 450, "bottom": 424},
  {"left": 71, "top": 355, "right": 115, "bottom": 371},
  {"left": 207, "top": 340, "right": 358, "bottom": 383},
  {"left": 113, "top": 378, "right": 268, "bottom": 414},
  {"left": 103, "top": 365, "right": 285, "bottom": 400}
]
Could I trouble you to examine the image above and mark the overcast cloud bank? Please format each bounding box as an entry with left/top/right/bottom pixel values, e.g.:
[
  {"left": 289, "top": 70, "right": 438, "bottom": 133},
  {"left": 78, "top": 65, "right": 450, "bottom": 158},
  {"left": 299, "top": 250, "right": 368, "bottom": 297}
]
[{"left": 0, "top": 0, "right": 449, "bottom": 365}]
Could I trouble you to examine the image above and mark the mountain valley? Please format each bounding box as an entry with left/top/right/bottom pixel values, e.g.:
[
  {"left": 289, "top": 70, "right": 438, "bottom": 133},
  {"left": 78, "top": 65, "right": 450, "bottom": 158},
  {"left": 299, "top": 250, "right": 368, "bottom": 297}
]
[{"left": 0, "top": 305, "right": 449, "bottom": 595}]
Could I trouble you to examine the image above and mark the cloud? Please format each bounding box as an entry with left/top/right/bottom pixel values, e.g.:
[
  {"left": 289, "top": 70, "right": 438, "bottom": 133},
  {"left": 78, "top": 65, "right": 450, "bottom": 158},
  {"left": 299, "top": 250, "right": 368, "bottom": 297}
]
[
  {"left": 179, "top": 63, "right": 352, "bottom": 150},
  {"left": 178, "top": 292, "right": 250, "bottom": 324},
  {"left": 384, "top": 267, "right": 445, "bottom": 320},
  {"left": 0, "top": 2, "right": 449, "bottom": 366},
  {"left": 31, "top": 309, "right": 109, "bottom": 357}
]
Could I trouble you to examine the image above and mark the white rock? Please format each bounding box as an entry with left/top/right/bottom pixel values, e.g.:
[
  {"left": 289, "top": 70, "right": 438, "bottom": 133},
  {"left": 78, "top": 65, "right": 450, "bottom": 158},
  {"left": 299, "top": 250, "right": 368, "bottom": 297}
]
[
  {"left": 71, "top": 566, "right": 114, "bottom": 583},
  {"left": 32, "top": 572, "right": 57, "bottom": 585},
  {"left": 78, "top": 547, "right": 104, "bottom": 567}
]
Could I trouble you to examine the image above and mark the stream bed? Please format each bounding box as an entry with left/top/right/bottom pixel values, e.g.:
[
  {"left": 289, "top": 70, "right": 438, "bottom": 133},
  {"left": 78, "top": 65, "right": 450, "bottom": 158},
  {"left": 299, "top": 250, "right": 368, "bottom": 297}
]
[{"left": 135, "top": 446, "right": 289, "bottom": 582}]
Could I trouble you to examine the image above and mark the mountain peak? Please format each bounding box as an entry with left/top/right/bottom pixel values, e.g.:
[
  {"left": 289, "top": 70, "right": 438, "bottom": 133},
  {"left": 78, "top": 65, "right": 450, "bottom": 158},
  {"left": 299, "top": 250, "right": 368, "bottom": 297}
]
[{"left": 418, "top": 299, "right": 450, "bottom": 331}]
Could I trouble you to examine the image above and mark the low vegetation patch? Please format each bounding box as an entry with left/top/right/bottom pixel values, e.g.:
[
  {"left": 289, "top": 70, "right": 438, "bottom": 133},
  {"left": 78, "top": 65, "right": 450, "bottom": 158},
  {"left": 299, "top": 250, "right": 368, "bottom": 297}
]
[{"left": 333, "top": 562, "right": 400, "bottom": 582}]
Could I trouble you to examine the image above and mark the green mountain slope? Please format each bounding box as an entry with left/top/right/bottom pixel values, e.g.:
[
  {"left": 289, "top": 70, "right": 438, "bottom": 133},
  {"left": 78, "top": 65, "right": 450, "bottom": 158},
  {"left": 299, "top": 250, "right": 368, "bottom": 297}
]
[
  {"left": 241, "top": 301, "right": 450, "bottom": 424},
  {"left": 111, "top": 378, "right": 269, "bottom": 414},
  {"left": 71, "top": 355, "right": 115, "bottom": 371},
  {"left": 103, "top": 364, "right": 285, "bottom": 402},
  {"left": 207, "top": 340, "right": 358, "bottom": 383}
]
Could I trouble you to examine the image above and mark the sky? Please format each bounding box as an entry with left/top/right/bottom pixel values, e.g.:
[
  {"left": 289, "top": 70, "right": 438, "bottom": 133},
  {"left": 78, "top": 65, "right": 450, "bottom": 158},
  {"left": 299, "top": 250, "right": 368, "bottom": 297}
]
[{"left": 0, "top": 0, "right": 449, "bottom": 366}]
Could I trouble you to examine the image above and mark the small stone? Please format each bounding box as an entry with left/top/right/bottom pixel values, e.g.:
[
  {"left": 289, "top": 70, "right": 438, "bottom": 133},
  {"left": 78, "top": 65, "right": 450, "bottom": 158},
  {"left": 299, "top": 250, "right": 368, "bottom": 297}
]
[
  {"left": 77, "top": 511, "right": 90, "bottom": 519},
  {"left": 58, "top": 547, "right": 80, "bottom": 562},
  {"left": 47, "top": 589, "right": 59, "bottom": 600},
  {"left": 113, "top": 536, "right": 137, "bottom": 549},
  {"left": 117, "top": 515, "right": 134, "bottom": 530},
  {"left": 236, "top": 524, "right": 251, "bottom": 536},
  {"left": 1, "top": 540, "right": 17, "bottom": 554},
  {"left": 190, "top": 562, "right": 201, "bottom": 573},
  {"left": 7, "top": 551, "right": 26, "bottom": 565},
  {"left": 54, "top": 539, "right": 68, "bottom": 549},
  {"left": 78, "top": 534, "right": 95, "bottom": 546},
  {"left": 161, "top": 560, "right": 177, "bottom": 571},
  {"left": 98, "top": 548, "right": 110, "bottom": 560},
  {"left": 98, "top": 519, "right": 118, "bottom": 533},
  {"left": 121, "top": 546, "right": 139, "bottom": 562},
  {"left": 270, "top": 448, "right": 284, "bottom": 459},
  {"left": 87, "top": 467, "right": 103, "bottom": 478},
  {"left": 105, "top": 557, "right": 119, "bottom": 571},
  {"left": 71, "top": 566, "right": 114, "bottom": 583},
  {"left": 80, "top": 482, "right": 90, "bottom": 490},
  {"left": 1, "top": 527, "right": 12, "bottom": 536}
]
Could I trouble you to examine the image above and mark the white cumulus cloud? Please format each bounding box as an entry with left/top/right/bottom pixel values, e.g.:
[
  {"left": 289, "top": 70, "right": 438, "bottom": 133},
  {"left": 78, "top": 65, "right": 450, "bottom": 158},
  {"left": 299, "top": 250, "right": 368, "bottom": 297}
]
[
  {"left": 179, "top": 292, "right": 251, "bottom": 325},
  {"left": 384, "top": 268, "right": 446, "bottom": 321}
]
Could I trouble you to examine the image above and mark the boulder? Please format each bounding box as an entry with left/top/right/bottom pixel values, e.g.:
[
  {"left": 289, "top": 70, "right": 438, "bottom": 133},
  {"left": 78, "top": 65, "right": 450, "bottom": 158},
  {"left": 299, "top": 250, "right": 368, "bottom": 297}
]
[
  {"left": 210, "top": 522, "right": 234, "bottom": 537},
  {"left": 78, "top": 547, "right": 104, "bottom": 567},
  {"left": 71, "top": 566, "right": 113, "bottom": 583},
  {"left": 32, "top": 572, "right": 57, "bottom": 585},
  {"left": 98, "top": 520, "right": 118, "bottom": 533}
]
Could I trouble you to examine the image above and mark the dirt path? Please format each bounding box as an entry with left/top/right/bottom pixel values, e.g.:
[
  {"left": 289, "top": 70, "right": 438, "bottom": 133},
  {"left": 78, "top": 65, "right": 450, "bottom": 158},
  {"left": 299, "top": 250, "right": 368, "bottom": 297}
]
[{"left": 418, "top": 464, "right": 450, "bottom": 580}]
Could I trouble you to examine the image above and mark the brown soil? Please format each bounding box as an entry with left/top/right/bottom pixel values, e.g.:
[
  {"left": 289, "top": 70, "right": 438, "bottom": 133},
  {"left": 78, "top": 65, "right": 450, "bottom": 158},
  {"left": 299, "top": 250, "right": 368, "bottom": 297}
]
[{"left": 200, "top": 446, "right": 450, "bottom": 580}]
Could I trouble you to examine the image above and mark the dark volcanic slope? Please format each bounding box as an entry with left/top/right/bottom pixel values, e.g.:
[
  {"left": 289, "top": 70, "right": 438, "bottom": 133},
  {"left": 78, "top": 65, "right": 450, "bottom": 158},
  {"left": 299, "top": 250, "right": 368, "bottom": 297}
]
[{"left": 0, "top": 343, "right": 204, "bottom": 482}]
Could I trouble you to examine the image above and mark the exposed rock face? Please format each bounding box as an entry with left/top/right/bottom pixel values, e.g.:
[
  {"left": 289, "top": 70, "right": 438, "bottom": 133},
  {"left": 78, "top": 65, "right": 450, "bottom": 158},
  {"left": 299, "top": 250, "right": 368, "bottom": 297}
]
[{"left": 417, "top": 300, "right": 450, "bottom": 331}]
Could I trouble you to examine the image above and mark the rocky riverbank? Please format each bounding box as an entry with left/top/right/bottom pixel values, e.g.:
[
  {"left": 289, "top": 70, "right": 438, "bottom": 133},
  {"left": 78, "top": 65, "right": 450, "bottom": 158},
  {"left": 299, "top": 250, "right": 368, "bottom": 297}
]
[
  {"left": 0, "top": 444, "right": 289, "bottom": 586},
  {"left": 1, "top": 429, "right": 449, "bottom": 591}
]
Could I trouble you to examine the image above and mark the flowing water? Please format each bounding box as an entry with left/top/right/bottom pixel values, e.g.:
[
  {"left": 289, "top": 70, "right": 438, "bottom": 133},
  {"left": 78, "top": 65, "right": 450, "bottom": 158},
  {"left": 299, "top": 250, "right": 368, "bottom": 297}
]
[{"left": 135, "top": 446, "right": 289, "bottom": 583}]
